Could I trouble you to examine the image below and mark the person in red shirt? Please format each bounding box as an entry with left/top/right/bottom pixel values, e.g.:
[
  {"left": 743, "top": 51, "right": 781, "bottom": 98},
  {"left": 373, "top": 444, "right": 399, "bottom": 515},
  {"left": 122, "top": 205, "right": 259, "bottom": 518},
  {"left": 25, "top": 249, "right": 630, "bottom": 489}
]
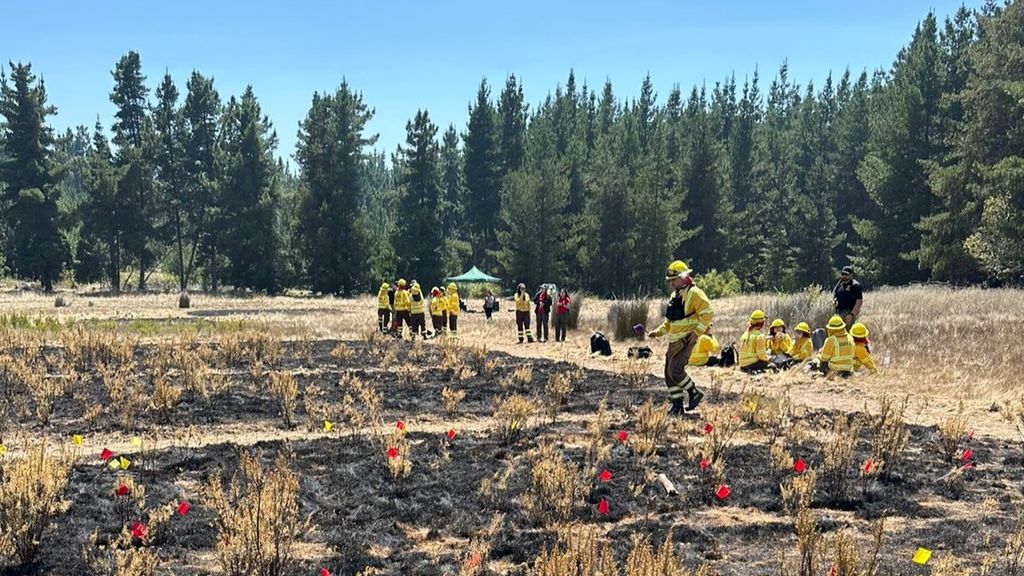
[{"left": 554, "top": 289, "right": 571, "bottom": 342}]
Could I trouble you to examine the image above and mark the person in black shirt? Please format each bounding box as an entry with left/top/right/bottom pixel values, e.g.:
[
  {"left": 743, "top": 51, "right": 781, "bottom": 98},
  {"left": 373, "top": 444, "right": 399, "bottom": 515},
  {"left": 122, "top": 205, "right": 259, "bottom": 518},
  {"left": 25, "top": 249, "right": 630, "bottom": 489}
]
[{"left": 832, "top": 266, "right": 863, "bottom": 326}]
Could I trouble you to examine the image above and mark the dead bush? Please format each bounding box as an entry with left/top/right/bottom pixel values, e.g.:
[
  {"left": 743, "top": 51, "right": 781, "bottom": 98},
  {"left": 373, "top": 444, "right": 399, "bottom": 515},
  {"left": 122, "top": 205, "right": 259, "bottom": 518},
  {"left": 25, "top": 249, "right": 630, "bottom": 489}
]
[
  {"left": 441, "top": 387, "right": 467, "bottom": 417},
  {"left": 520, "top": 443, "right": 584, "bottom": 526},
  {"left": 493, "top": 394, "right": 537, "bottom": 445},
  {"left": 268, "top": 371, "right": 298, "bottom": 429},
  {"left": 0, "top": 442, "right": 72, "bottom": 566},
  {"left": 821, "top": 414, "right": 860, "bottom": 503},
  {"left": 936, "top": 401, "right": 970, "bottom": 463},
  {"left": 532, "top": 525, "right": 616, "bottom": 575},
  {"left": 868, "top": 395, "right": 909, "bottom": 478},
  {"left": 544, "top": 371, "right": 573, "bottom": 424}
]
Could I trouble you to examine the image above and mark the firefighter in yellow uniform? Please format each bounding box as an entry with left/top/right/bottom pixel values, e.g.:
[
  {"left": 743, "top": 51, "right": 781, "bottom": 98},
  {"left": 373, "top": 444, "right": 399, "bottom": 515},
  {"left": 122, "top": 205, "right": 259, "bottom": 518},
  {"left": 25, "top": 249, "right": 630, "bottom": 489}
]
[
  {"left": 409, "top": 283, "right": 427, "bottom": 339},
  {"left": 377, "top": 282, "right": 392, "bottom": 333},
  {"left": 814, "top": 315, "right": 855, "bottom": 376},
  {"left": 429, "top": 287, "right": 446, "bottom": 337},
  {"left": 789, "top": 322, "right": 814, "bottom": 362},
  {"left": 647, "top": 261, "right": 711, "bottom": 415},
  {"left": 393, "top": 279, "right": 412, "bottom": 338},
  {"left": 739, "top": 310, "right": 773, "bottom": 372},
  {"left": 688, "top": 323, "right": 722, "bottom": 367},
  {"left": 447, "top": 282, "right": 461, "bottom": 338},
  {"left": 514, "top": 283, "right": 534, "bottom": 343},
  {"left": 768, "top": 319, "right": 793, "bottom": 356},
  {"left": 850, "top": 323, "right": 878, "bottom": 374}
]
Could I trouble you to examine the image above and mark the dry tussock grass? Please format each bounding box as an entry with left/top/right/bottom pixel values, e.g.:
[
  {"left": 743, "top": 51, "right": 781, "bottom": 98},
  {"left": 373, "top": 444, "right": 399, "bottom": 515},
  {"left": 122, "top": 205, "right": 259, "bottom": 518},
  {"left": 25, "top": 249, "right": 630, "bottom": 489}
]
[{"left": 0, "top": 442, "right": 72, "bottom": 566}]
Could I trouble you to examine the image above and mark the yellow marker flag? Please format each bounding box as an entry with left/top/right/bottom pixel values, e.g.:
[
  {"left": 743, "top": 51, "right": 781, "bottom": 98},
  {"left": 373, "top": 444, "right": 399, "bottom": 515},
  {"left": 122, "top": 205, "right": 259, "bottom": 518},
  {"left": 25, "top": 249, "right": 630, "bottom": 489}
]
[
  {"left": 130, "top": 436, "right": 142, "bottom": 447},
  {"left": 72, "top": 434, "right": 84, "bottom": 446},
  {"left": 510, "top": 419, "right": 519, "bottom": 431},
  {"left": 912, "top": 548, "right": 932, "bottom": 565},
  {"left": 118, "top": 456, "right": 131, "bottom": 470},
  {"left": 0, "top": 444, "right": 6, "bottom": 456},
  {"left": 323, "top": 420, "right": 333, "bottom": 432},
  {"left": 748, "top": 401, "right": 758, "bottom": 412},
  {"left": 108, "top": 459, "right": 121, "bottom": 470}
]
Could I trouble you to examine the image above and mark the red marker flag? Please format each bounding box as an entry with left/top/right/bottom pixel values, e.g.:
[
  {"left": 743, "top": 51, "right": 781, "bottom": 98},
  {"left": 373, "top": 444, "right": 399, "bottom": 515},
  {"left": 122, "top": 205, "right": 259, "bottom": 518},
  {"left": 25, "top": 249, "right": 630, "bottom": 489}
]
[
  {"left": 962, "top": 449, "right": 974, "bottom": 462},
  {"left": 321, "top": 569, "right": 330, "bottom": 576},
  {"left": 703, "top": 423, "right": 714, "bottom": 435},
  {"left": 862, "top": 459, "right": 874, "bottom": 475},
  {"left": 446, "top": 429, "right": 456, "bottom": 441},
  {"left": 116, "top": 484, "right": 129, "bottom": 497},
  {"left": 794, "top": 458, "right": 807, "bottom": 474},
  {"left": 597, "top": 498, "right": 609, "bottom": 516},
  {"left": 100, "top": 448, "right": 114, "bottom": 461},
  {"left": 130, "top": 522, "right": 148, "bottom": 540},
  {"left": 177, "top": 501, "right": 190, "bottom": 516},
  {"left": 617, "top": 430, "right": 628, "bottom": 442},
  {"left": 396, "top": 420, "right": 406, "bottom": 431},
  {"left": 699, "top": 458, "right": 709, "bottom": 471},
  {"left": 599, "top": 469, "right": 612, "bottom": 483},
  {"left": 386, "top": 447, "right": 398, "bottom": 459},
  {"left": 716, "top": 485, "right": 731, "bottom": 500}
]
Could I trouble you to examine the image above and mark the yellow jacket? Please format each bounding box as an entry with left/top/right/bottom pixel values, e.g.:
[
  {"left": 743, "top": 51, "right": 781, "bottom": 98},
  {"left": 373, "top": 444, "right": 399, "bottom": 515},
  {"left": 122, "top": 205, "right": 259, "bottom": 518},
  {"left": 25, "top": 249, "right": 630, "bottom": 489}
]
[
  {"left": 652, "top": 285, "right": 714, "bottom": 343},
  {"left": 515, "top": 292, "right": 531, "bottom": 312},
  {"left": 447, "top": 289, "right": 460, "bottom": 316},
  {"left": 430, "top": 297, "right": 446, "bottom": 317},
  {"left": 769, "top": 332, "right": 793, "bottom": 356},
  {"left": 789, "top": 336, "right": 813, "bottom": 361},
  {"left": 377, "top": 286, "right": 391, "bottom": 310},
  {"left": 854, "top": 342, "right": 878, "bottom": 374},
  {"left": 410, "top": 289, "right": 425, "bottom": 315},
  {"left": 817, "top": 330, "right": 855, "bottom": 373},
  {"left": 394, "top": 289, "right": 411, "bottom": 312},
  {"left": 689, "top": 334, "right": 721, "bottom": 366},
  {"left": 739, "top": 328, "right": 769, "bottom": 368}
]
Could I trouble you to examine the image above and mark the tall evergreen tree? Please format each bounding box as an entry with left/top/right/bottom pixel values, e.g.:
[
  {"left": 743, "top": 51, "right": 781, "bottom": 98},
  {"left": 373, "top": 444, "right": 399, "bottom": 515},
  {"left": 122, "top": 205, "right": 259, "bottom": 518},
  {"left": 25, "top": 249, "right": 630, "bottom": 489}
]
[
  {"left": 151, "top": 73, "right": 185, "bottom": 286},
  {"left": 294, "top": 81, "right": 377, "bottom": 294},
  {"left": 393, "top": 109, "right": 443, "bottom": 282},
  {"left": 0, "top": 62, "right": 70, "bottom": 291},
  {"left": 77, "top": 122, "right": 121, "bottom": 287},
  {"left": 438, "top": 124, "right": 469, "bottom": 273},
  {"left": 497, "top": 74, "right": 527, "bottom": 176},
  {"left": 178, "top": 71, "right": 221, "bottom": 290},
  {"left": 462, "top": 80, "right": 501, "bottom": 267}
]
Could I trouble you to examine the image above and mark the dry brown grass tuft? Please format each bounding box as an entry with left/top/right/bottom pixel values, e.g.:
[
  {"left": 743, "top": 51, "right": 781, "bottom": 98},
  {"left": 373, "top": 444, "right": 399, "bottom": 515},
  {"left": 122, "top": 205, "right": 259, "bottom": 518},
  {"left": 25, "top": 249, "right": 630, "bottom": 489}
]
[
  {"left": 532, "top": 525, "right": 616, "bottom": 575},
  {"left": 821, "top": 414, "right": 860, "bottom": 503},
  {"left": 620, "top": 358, "right": 651, "bottom": 408},
  {"left": 543, "top": 371, "right": 574, "bottom": 424},
  {"left": 493, "top": 394, "right": 537, "bottom": 445},
  {"left": 936, "top": 401, "right": 970, "bottom": 463},
  {"left": 584, "top": 396, "right": 613, "bottom": 469},
  {"left": 268, "top": 370, "right": 298, "bottom": 429},
  {"left": 867, "top": 395, "right": 909, "bottom": 478},
  {"left": 520, "top": 443, "right": 584, "bottom": 526},
  {"left": 0, "top": 442, "right": 72, "bottom": 566},
  {"left": 441, "top": 386, "right": 467, "bottom": 417}
]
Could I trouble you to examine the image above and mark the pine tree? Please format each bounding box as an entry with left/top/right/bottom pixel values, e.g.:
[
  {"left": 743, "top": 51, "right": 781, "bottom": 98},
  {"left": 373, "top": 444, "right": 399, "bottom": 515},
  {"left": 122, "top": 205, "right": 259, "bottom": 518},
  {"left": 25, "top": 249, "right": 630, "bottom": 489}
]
[
  {"left": 179, "top": 71, "right": 221, "bottom": 290},
  {"left": 679, "top": 86, "right": 725, "bottom": 274},
  {"left": 831, "top": 70, "right": 872, "bottom": 268},
  {"left": 0, "top": 62, "right": 70, "bottom": 291},
  {"left": 77, "top": 122, "right": 121, "bottom": 288},
  {"left": 439, "top": 124, "right": 469, "bottom": 273},
  {"left": 217, "top": 87, "right": 281, "bottom": 292},
  {"left": 109, "top": 51, "right": 155, "bottom": 290},
  {"left": 462, "top": 80, "right": 501, "bottom": 267},
  {"left": 497, "top": 159, "right": 568, "bottom": 288},
  {"left": 295, "top": 81, "right": 377, "bottom": 295},
  {"left": 151, "top": 73, "right": 186, "bottom": 287},
  {"left": 497, "top": 74, "right": 527, "bottom": 175},
  {"left": 393, "top": 109, "right": 443, "bottom": 283}
]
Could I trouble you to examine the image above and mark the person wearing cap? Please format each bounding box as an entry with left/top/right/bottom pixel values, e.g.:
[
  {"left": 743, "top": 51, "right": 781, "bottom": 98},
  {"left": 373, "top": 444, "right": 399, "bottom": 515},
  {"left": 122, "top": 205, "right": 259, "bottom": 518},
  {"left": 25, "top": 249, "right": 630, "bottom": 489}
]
[
  {"left": 850, "top": 322, "right": 878, "bottom": 374},
  {"left": 813, "top": 315, "right": 855, "bottom": 376},
  {"left": 377, "top": 282, "right": 392, "bottom": 333},
  {"left": 446, "top": 282, "right": 461, "bottom": 338},
  {"left": 789, "top": 322, "right": 814, "bottom": 362},
  {"left": 514, "top": 283, "right": 535, "bottom": 343},
  {"left": 688, "top": 322, "right": 722, "bottom": 367},
  {"left": 768, "top": 319, "right": 793, "bottom": 356},
  {"left": 430, "top": 287, "right": 446, "bottom": 337},
  {"left": 409, "top": 283, "right": 427, "bottom": 339},
  {"left": 833, "top": 266, "right": 864, "bottom": 326},
  {"left": 534, "top": 286, "right": 552, "bottom": 343},
  {"left": 739, "top": 310, "right": 773, "bottom": 372},
  {"left": 393, "top": 279, "right": 412, "bottom": 338},
  {"left": 647, "top": 260, "right": 712, "bottom": 414}
]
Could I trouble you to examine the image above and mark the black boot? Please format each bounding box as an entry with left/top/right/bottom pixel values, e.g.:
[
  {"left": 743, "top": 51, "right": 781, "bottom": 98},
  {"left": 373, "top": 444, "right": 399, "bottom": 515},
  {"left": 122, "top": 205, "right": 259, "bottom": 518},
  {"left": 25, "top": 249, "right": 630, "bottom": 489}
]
[
  {"left": 669, "top": 398, "right": 686, "bottom": 416},
  {"left": 686, "top": 389, "right": 704, "bottom": 412}
]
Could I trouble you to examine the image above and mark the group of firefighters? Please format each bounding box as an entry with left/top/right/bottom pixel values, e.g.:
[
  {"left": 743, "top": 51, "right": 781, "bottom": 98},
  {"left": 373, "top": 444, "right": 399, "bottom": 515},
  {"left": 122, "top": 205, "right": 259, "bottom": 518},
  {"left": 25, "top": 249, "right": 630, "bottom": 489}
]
[{"left": 374, "top": 259, "right": 877, "bottom": 416}]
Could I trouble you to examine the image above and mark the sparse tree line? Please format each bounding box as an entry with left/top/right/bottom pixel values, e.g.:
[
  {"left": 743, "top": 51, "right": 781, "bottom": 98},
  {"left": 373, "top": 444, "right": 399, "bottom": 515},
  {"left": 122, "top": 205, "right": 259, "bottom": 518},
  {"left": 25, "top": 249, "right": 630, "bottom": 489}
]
[{"left": 0, "top": 2, "right": 1021, "bottom": 296}]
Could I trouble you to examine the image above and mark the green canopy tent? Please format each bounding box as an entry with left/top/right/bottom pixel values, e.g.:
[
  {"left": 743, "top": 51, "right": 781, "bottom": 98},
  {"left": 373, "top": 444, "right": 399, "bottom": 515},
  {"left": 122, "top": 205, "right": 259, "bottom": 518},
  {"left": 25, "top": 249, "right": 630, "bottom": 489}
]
[{"left": 446, "top": 266, "right": 501, "bottom": 284}]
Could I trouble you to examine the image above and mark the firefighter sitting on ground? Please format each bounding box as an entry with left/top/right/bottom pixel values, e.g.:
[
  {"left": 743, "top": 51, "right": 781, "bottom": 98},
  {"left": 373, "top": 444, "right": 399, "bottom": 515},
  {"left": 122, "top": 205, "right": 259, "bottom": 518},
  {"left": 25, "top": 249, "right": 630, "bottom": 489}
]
[
  {"left": 789, "top": 322, "right": 814, "bottom": 362},
  {"left": 647, "top": 260, "right": 711, "bottom": 415},
  {"left": 377, "top": 282, "right": 392, "bottom": 333},
  {"left": 768, "top": 319, "right": 793, "bottom": 356},
  {"left": 689, "top": 323, "right": 722, "bottom": 367},
  {"left": 812, "top": 315, "right": 855, "bottom": 377},
  {"left": 850, "top": 322, "right": 878, "bottom": 375},
  {"left": 739, "top": 310, "right": 775, "bottom": 373}
]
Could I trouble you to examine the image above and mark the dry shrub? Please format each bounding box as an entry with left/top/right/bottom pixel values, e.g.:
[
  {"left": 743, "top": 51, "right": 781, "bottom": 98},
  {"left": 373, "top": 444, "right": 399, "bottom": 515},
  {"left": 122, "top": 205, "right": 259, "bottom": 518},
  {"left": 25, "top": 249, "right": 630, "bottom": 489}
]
[
  {"left": 1002, "top": 397, "right": 1024, "bottom": 448},
  {"left": 329, "top": 342, "right": 352, "bottom": 363},
  {"left": 633, "top": 398, "right": 670, "bottom": 462},
  {"left": 100, "top": 364, "right": 147, "bottom": 432},
  {"left": 742, "top": 388, "right": 793, "bottom": 446},
  {"left": 396, "top": 362, "right": 423, "bottom": 384},
  {"left": 303, "top": 384, "right": 334, "bottom": 431},
  {"left": 512, "top": 364, "right": 533, "bottom": 386},
  {"left": 478, "top": 461, "right": 515, "bottom": 510},
  {"left": 441, "top": 387, "right": 467, "bottom": 417},
  {"left": 696, "top": 406, "right": 741, "bottom": 467},
  {"left": 625, "top": 536, "right": 717, "bottom": 576},
  {"left": 33, "top": 371, "right": 65, "bottom": 427},
  {"left": 823, "top": 520, "right": 884, "bottom": 576},
  {"left": 385, "top": 429, "right": 413, "bottom": 481},
  {"left": 520, "top": 443, "right": 584, "bottom": 526},
  {"left": 493, "top": 394, "right": 536, "bottom": 445},
  {"left": 466, "top": 345, "right": 492, "bottom": 378},
  {"left": 867, "top": 395, "right": 909, "bottom": 478},
  {"left": 409, "top": 338, "right": 426, "bottom": 363},
  {"left": 149, "top": 374, "right": 182, "bottom": 424},
  {"left": 821, "top": 414, "right": 860, "bottom": 503},
  {"left": 567, "top": 291, "right": 586, "bottom": 330},
  {"left": 0, "top": 442, "right": 72, "bottom": 566},
  {"left": 268, "top": 371, "right": 298, "bottom": 429},
  {"left": 458, "top": 513, "right": 504, "bottom": 576},
  {"left": 1004, "top": 516, "right": 1024, "bottom": 576},
  {"left": 112, "top": 474, "right": 146, "bottom": 526},
  {"left": 620, "top": 359, "right": 650, "bottom": 407},
  {"left": 544, "top": 371, "right": 574, "bottom": 424},
  {"left": 936, "top": 402, "right": 970, "bottom": 463},
  {"left": 83, "top": 528, "right": 159, "bottom": 576},
  {"left": 205, "top": 451, "right": 300, "bottom": 576},
  {"left": 608, "top": 299, "right": 649, "bottom": 341},
  {"left": 780, "top": 470, "right": 817, "bottom": 518},
  {"left": 338, "top": 373, "right": 384, "bottom": 444},
  {"left": 584, "top": 397, "right": 612, "bottom": 469},
  {"left": 532, "top": 525, "right": 616, "bottom": 575}
]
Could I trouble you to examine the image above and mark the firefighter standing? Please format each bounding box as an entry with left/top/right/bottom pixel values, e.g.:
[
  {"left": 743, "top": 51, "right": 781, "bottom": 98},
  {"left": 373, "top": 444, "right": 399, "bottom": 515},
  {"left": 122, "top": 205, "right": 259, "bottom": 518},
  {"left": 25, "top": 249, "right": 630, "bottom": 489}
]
[
  {"left": 409, "top": 283, "right": 427, "bottom": 339},
  {"left": 514, "top": 283, "right": 535, "bottom": 344},
  {"left": 377, "top": 282, "right": 392, "bottom": 333},
  {"left": 647, "top": 261, "right": 711, "bottom": 415},
  {"left": 430, "top": 287, "right": 446, "bottom": 337},
  {"left": 447, "top": 282, "right": 461, "bottom": 338},
  {"left": 393, "top": 279, "right": 412, "bottom": 338}
]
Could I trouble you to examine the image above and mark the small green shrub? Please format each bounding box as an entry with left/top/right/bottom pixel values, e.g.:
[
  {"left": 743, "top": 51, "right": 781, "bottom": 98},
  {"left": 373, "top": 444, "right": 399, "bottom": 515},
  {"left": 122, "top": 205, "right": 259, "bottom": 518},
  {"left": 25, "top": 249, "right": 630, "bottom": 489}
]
[{"left": 697, "top": 269, "right": 741, "bottom": 299}]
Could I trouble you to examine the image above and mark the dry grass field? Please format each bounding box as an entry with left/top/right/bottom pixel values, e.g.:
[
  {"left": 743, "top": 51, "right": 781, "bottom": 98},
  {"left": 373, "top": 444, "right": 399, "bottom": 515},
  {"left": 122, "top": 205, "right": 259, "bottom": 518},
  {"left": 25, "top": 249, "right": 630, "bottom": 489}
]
[{"left": 0, "top": 285, "right": 1021, "bottom": 575}]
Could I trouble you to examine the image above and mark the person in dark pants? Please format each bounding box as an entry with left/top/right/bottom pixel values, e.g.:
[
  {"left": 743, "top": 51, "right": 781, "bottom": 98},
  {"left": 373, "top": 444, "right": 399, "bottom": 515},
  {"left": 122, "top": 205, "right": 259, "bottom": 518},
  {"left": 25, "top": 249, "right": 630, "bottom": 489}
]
[
  {"left": 377, "top": 282, "right": 392, "bottom": 333},
  {"left": 514, "top": 283, "right": 534, "bottom": 343},
  {"left": 832, "top": 265, "right": 864, "bottom": 327},
  {"left": 393, "top": 279, "right": 412, "bottom": 338},
  {"left": 554, "top": 289, "right": 570, "bottom": 342},
  {"left": 534, "top": 287, "right": 552, "bottom": 343},
  {"left": 409, "top": 283, "right": 427, "bottom": 339},
  {"left": 483, "top": 290, "right": 496, "bottom": 321}
]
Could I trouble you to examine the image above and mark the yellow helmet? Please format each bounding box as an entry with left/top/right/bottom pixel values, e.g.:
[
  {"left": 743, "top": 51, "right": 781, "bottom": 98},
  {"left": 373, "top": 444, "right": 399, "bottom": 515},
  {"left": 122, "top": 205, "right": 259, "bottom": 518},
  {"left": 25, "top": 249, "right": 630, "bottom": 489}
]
[
  {"left": 795, "top": 322, "right": 811, "bottom": 335},
  {"left": 397, "top": 279, "right": 407, "bottom": 288},
  {"left": 448, "top": 282, "right": 457, "bottom": 291},
  {"left": 850, "top": 323, "right": 869, "bottom": 339},
  {"left": 826, "top": 315, "right": 847, "bottom": 331},
  {"left": 770, "top": 318, "right": 785, "bottom": 329},
  {"left": 665, "top": 260, "right": 691, "bottom": 280},
  {"left": 750, "top": 310, "right": 766, "bottom": 323},
  {"left": 411, "top": 284, "right": 422, "bottom": 295}
]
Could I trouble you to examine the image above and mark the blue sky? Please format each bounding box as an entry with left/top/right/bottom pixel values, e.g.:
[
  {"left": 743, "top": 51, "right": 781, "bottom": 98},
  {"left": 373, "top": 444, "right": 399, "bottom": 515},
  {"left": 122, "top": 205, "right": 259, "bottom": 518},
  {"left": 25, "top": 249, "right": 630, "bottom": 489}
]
[{"left": 2, "top": 1, "right": 975, "bottom": 163}]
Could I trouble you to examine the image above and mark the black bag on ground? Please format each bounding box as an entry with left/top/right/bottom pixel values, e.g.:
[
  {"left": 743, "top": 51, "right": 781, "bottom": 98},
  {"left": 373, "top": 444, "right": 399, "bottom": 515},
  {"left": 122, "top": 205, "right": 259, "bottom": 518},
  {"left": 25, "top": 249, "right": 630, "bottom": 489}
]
[
  {"left": 812, "top": 328, "right": 827, "bottom": 351},
  {"left": 591, "top": 332, "right": 612, "bottom": 356},
  {"left": 720, "top": 343, "right": 737, "bottom": 367},
  {"left": 627, "top": 346, "right": 652, "bottom": 359}
]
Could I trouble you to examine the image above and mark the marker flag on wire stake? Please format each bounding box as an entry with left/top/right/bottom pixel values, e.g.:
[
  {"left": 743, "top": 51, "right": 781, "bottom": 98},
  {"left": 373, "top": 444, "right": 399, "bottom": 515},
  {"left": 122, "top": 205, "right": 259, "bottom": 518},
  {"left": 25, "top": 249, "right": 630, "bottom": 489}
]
[
  {"left": 912, "top": 547, "right": 932, "bottom": 565},
  {"left": 323, "top": 421, "right": 333, "bottom": 433},
  {"left": 130, "top": 436, "right": 142, "bottom": 447},
  {"left": 72, "top": 435, "right": 83, "bottom": 446}
]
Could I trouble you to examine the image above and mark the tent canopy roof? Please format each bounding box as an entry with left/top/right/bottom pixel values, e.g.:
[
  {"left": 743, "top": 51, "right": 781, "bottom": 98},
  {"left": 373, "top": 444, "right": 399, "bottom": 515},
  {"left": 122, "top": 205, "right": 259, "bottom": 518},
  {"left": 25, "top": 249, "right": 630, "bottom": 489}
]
[{"left": 446, "top": 266, "right": 501, "bottom": 283}]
